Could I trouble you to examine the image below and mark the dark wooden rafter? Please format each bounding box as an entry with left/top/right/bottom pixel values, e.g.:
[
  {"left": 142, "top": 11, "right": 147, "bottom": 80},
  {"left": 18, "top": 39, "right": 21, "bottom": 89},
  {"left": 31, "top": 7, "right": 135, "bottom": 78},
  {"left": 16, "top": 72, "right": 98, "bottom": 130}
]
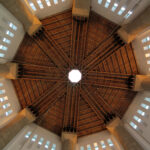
[
  {"left": 35, "top": 95, "right": 65, "bottom": 135},
  {"left": 96, "top": 86, "right": 137, "bottom": 117},
  {"left": 13, "top": 34, "right": 55, "bottom": 67},
  {"left": 12, "top": 10, "right": 139, "bottom": 137},
  {"left": 81, "top": 85, "right": 116, "bottom": 124},
  {"left": 70, "top": 19, "right": 89, "bottom": 67},
  {"left": 94, "top": 88, "right": 123, "bottom": 118},
  {"left": 80, "top": 86, "right": 106, "bottom": 121},
  {"left": 78, "top": 96, "right": 105, "bottom": 137},
  {"left": 18, "top": 63, "right": 66, "bottom": 82},
  {"left": 63, "top": 84, "right": 80, "bottom": 131},
  {"left": 33, "top": 31, "right": 68, "bottom": 72},
  {"left": 44, "top": 31, "right": 75, "bottom": 67},
  {"left": 32, "top": 82, "right": 66, "bottom": 116},
  {"left": 92, "top": 87, "right": 120, "bottom": 117},
  {"left": 82, "top": 32, "right": 124, "bottom": 71},
  {"left": 41, "top": 11, "right": 74, "bottom": 69},
  {"left": 82, "top": 71, "right": 132, "bottom": 90},
  {"left": 84, "top": 11, "right": 119, "bottom": 58},
  {"left": 93, "top": 44, "right": 138, "bottom": 74}
]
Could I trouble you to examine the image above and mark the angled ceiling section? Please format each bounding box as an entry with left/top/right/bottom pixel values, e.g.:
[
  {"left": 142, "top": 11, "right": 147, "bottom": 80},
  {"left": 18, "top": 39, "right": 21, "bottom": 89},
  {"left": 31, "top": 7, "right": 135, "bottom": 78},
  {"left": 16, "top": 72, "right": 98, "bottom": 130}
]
[
  {"left": 85, "top": 11, "right": 118, "bottom": 58},
  {"left": 36, "top": 95, "right": 66, "bottom": 135},
  {"left": 78, "top": 96, "right": 105, "bottom": 137},
  {"left": 12, "top": 79, "right": 57, "bottom": 108},
  {"left": 14, "top": 34, "right": 56, "bottom": 67},
  {"left": 41, "top": 9, "right": 72, "bottom": 59}
]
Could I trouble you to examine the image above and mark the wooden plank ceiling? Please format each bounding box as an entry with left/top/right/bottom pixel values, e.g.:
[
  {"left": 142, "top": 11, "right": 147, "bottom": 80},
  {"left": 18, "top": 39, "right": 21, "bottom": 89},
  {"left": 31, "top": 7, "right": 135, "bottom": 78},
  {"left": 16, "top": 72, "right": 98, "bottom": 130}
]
[{"left": 12, "top": 9, "right": 138, "bottom": 137}]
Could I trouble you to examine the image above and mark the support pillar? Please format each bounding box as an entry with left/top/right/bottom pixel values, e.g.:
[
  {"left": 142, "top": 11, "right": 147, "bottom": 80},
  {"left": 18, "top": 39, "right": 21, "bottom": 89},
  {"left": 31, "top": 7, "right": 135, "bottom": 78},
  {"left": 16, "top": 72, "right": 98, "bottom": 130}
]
[
  {"left": 61, "top": 132, "right": 77, "bottom": 150},
  {"left": 0, "top": 62, "right": 18, "bottom": 79},
  {"left": 133, "top": 75, "right": 150, "bottom": 91},
  {"left": 117, "top": 6, "right": 150, "bottom": 43},
  {"left": 0, "top": 0, "right": 42, "bottom": 36},
  {"left": 106, "top": 117, "right": 144, "bottom": 150},
  {"left": 0, "top": 108, "right": 36, "bottom": 150},
  {"left": 72, "top": 0, "right": 91, "bottom": 20}
]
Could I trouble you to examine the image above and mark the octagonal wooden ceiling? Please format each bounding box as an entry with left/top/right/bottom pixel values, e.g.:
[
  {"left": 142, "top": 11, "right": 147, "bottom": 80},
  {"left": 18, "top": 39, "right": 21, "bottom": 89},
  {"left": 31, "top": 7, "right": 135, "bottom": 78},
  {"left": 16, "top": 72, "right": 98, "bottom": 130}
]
[{"left": 12, "top": 9, "right": 138, "bottom": 137}]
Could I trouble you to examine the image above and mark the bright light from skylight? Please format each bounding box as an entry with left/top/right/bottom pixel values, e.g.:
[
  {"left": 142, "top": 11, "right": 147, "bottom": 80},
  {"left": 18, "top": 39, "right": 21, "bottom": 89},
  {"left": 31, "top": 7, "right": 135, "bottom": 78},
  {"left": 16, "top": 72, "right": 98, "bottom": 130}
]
[
  {"left": 68, "top": 69, "right": 82, "bottom": 83},
  {"left": 53, "top": 0, "right": 58, "bottom": 4}
]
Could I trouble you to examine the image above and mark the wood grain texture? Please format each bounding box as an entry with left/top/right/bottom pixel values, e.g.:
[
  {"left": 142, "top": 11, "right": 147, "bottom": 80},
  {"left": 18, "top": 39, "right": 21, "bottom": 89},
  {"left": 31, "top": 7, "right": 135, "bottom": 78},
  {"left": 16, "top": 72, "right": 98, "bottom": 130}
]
[{"left": 12, "top": 10, "right": 138, "bottom": 137}]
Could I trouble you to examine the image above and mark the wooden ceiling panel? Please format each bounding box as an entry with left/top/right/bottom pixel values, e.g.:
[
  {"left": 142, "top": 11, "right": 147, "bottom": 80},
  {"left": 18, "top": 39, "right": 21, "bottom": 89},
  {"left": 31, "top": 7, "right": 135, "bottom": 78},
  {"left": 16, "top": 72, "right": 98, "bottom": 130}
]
[
  {"left": 14, "top": 34, "right": 56, "bottom": 67},
  {"left": 12, "top": 10, "right": 139, "bottom": 137},
  {"left": 12, "top": 79, "right": 55, "bottom": 108},
  {"left": 85, "top": 11, "right": 118, "bottom": 58},
  {"left": 78, "top": 97, "right": 104, "bottom": 137},
  {"left": 42, "top": 10, "right": 72, "bottom": 59},
  {"left": 36, "top": 96, "right": 65, "bottom": 136}
]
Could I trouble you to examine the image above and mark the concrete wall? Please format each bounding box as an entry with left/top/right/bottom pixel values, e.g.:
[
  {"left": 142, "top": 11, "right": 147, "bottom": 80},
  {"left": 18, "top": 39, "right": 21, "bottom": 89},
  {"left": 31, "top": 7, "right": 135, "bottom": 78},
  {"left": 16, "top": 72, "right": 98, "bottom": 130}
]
[
  {"left": 22, "top": 0, "right": 150, "bottom": 24},
  {"left": 22, "top": 0, "right": 72, "bottom": 19},
  {"left": 0, "top": 4, "right": 25, "bottom": 64},
  {"left": 132, "top": 27, "right": 150, "bottom": 75},
  {"left": 91, "top": 0, "right": 150, "bottom": 25},
  {"left": 0, "top": 78, "right": 21, "bottom": 128},
  {"left": 123, "top": 91, "right": 150, "bottom": 150},
  {"left": 3, "top": 123, "right": 61, "bottom": 150},
  {"left": 77, "top": 130, "right": 124, "bottom": 150}
]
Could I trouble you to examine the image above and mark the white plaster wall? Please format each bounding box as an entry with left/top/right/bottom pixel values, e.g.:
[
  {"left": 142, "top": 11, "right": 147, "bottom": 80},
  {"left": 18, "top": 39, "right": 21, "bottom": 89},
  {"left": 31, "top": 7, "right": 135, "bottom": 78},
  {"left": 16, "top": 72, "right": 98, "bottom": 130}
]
[
  {"left": 132, "top": 27, "right": 150, "bottom": 75},
  {"left": 0, "top": 4, "right": 25, "bottom": 63},
  {"left": 123, "top": 91, "right": 150, "bottom": 149},
  {"left": 22, "top": 0, "right": 72, "bottom": 20},
  {"left": 0, "top": 78, "right": 21, "bottom": 128},
  {"left": 91, "top": 0, "right": 150, "bottom": 25},
  {"left": 77, "top": 130, "right": 124, "bottom": 150},
  {"left": 3, "top": 123, "right": 61, "bottom": 150}
]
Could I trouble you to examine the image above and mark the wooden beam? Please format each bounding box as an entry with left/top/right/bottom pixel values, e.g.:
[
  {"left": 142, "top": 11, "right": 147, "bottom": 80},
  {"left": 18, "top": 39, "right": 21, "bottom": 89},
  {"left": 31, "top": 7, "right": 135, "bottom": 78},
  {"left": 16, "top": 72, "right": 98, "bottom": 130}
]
[
  {"left": 70, "top": 19, "right": 89, "bottom": 67},
  {"left": 33, "top": 82, "right": 66, "bottom": 116},
  {"left": 82, "top": 71, "right": 130, "bottom": 89},
  {"left": 82, "top": 33, "right": 124, "bottom": 71},
  {"left": 63, "top": 83, "right": 80, "bottom": 131},
  {"left": 80, "top": 86, "right": 106, "bottom": 120},
  {"left": 18, "top": 63, "right": 66, "bottom": 82}
]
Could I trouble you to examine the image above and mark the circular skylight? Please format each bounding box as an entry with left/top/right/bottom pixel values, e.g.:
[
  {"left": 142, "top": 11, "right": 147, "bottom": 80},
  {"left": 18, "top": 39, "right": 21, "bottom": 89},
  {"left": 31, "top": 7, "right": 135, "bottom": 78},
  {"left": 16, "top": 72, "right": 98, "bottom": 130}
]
[{"left": 68, "top": 69, "right": 82, "bottom": 83}]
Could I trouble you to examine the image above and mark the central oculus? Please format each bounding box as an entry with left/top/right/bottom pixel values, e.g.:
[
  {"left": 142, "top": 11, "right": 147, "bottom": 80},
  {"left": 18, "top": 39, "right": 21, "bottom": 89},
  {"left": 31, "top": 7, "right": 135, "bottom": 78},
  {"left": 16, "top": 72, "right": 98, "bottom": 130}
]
[{"left": 68, "top": 69, "right": 82, "bottom": 83}]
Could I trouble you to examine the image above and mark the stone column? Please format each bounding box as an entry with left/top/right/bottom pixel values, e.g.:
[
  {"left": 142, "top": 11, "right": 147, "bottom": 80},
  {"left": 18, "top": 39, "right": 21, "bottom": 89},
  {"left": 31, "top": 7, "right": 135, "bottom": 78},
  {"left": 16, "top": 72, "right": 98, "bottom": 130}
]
[
  {"left": 106, "top": 117, "right": 144, "bottom": 150},
  {"left": 61, "top": 132, "right": 77, "bottom": 150},
  {"left": 133, "top": 75, "right": 150, "bottom": 91},
  {"left": 0, "top": 108, "right": 36, "bottom": 150},
  {"left": 0, "top": 62, "right": 18, "bottom": 79},
  {"left": 117, "top": 6, "right": 150, "bottom": 43},
  {"left": 0, "top": 0, "right": 42, "bottom": 36}
]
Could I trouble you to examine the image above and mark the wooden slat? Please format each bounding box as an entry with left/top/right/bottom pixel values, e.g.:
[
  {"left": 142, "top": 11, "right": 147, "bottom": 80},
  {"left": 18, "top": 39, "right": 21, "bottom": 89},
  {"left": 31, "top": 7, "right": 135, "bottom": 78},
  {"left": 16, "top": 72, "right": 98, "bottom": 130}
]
[{"left": 12, "top": 10, "right": 139, "bottom": 137}]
